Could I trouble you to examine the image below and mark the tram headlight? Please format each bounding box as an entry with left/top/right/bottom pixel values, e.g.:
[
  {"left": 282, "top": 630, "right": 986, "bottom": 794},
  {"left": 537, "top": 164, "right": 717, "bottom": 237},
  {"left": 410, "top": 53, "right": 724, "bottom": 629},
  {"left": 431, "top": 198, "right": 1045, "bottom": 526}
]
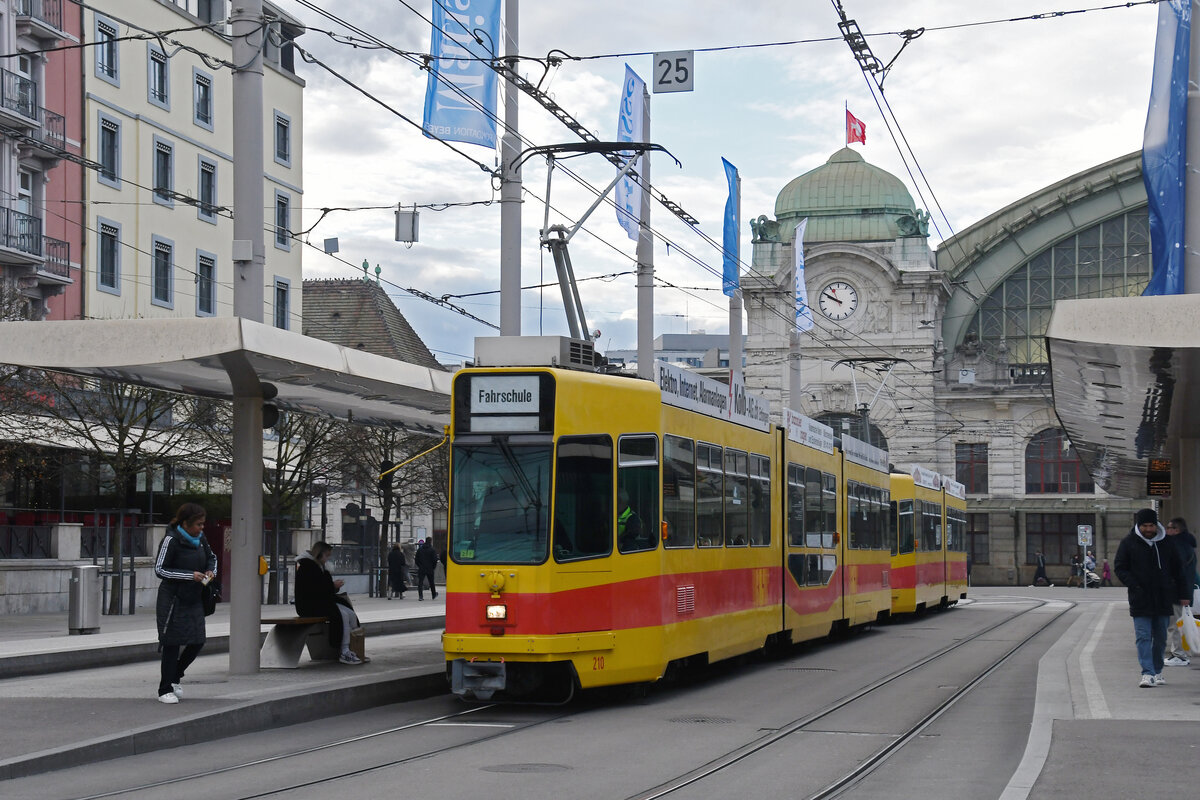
[{"left": 485, "top": 603, "right": 508, "bottom": 621}]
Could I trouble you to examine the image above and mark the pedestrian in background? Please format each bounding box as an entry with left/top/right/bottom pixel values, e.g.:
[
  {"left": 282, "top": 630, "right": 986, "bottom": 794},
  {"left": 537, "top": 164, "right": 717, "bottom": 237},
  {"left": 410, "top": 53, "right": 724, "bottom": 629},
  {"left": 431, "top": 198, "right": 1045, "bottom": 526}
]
[
  {"left": 1101, "top": 558, "right": 1113, "bottom": 587},
  {"left": 1033, "top": 550, "right": 1050, "bottom": 586},
  {"left": 154, "top": 503, "right": 216, "bottom": 704},
  {"left": 415, "top": 538, "right": 438, "bottom": 600},
  {"left": 386, "top": 543, "right": 407, "bottom": 600},
  {"left": 1163, "top": 517, "right": 1197, "bottom": 666},
  {"left": 1114, "top": 508, "right": 1191, "bottom": 688}
]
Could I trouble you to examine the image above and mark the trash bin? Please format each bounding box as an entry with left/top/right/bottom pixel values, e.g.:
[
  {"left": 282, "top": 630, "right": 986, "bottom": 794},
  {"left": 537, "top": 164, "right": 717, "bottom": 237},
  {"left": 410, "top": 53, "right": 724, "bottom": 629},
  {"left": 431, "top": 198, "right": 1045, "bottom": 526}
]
[{"left": 69, "top": 565, "right": 101, "bottom": 635}]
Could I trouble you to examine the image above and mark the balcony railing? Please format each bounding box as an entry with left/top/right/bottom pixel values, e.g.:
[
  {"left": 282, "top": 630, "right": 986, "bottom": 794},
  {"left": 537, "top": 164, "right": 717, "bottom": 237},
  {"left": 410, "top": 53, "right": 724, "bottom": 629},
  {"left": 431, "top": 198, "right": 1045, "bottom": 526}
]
[
  {"left": 15, "top": 0, "right": 64, "bottom": 33},
  {"left": 0, "top": 206, "right": 43, "bottom": 257},
  {"left": 37, "top": 107, "right": 65, "bottom": 151},
  {"left": 40, "top": 235, "right": 70, "bottom": 277},
  {"left": 0, "top": 67, "right": 37, "bottom": 121}
]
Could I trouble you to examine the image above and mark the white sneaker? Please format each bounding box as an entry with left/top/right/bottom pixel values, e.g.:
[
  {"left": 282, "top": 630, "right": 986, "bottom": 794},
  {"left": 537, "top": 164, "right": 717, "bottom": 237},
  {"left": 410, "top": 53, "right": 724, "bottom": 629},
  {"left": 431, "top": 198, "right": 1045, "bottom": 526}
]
[
  {"left": 158, "top": 692, "right": 180, "bottom": 704},
  {"left": 1139, "top": 674, "right": 1155, "bottom": 688},
  {"left": 1164, "top": 656, "right": 1190, "bottom": 667},
  {"left": 1154, "top": 673, "right": 1166, "bottom": 685},
  {"left": 338, "top": 651, "right": 363, "bottom": 665},
  {"left": 171, "top": 683, "right": 183, "bottom": 696}
]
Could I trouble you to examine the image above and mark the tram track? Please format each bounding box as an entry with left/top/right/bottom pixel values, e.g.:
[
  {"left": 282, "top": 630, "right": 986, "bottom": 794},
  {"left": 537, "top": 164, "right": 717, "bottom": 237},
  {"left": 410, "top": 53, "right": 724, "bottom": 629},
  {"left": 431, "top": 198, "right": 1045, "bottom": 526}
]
[
  {"left": 64, "top": 598, "right": 1066, "bottom": 800},
  {"left": 624, "top": 598, "right": 1072, "bottom": 800}
]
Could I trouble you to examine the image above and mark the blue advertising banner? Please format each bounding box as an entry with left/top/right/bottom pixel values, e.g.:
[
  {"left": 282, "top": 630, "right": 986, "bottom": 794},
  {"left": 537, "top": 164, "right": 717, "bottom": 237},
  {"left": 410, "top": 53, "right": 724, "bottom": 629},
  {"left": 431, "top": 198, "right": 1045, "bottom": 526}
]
[
  {"left": 422, "top": 0, "right": 501, "bottom": 150},
  {"left": 616, "top": 65, "right": 646, "bottom": 241},
  {"left": 1142, "top": 0, "right": 1190, "bottom": 296},
  {"left": 721, "top": 158, "right": 739, "bottom": 297}
]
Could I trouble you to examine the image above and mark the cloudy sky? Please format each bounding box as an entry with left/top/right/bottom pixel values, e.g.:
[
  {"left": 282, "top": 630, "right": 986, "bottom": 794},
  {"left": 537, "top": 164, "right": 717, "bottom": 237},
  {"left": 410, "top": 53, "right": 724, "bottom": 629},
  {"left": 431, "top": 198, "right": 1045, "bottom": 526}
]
[{"left": 277, "top": 0, "right": 1161, "bottom": 364}]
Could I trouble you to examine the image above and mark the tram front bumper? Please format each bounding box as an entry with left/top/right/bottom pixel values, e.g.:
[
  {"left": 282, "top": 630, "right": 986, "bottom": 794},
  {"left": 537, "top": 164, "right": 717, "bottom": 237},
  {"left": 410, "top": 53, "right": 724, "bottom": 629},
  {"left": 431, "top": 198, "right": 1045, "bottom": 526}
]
[{"left": 451, "top": 659, "right": 506, "bottom": 699}]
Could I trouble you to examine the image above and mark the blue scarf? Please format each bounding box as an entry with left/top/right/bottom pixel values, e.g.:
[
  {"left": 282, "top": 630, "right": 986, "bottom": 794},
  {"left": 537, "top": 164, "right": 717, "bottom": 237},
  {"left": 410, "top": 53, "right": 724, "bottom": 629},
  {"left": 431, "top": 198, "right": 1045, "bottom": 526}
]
[{"left": 176, "top": 524, "right": 201, "bottom": 548}]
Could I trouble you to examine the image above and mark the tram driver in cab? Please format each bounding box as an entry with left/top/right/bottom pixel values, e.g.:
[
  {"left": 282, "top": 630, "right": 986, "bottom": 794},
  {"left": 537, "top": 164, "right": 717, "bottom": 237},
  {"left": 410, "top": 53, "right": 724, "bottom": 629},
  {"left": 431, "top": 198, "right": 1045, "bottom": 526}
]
[{"left": 617, "top": 487, "right": 645, "bottom": 552}]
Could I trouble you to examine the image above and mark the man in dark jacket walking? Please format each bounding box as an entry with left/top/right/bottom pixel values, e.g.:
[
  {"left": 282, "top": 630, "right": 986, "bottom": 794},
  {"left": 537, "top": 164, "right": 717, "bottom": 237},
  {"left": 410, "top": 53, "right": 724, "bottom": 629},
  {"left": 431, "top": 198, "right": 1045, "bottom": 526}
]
[
  {"left": 415, "top": 539, "right": 438, "bottom": 600},
  {"left": 1114, "top": 508, "right": 1191, "bottom": 687}
]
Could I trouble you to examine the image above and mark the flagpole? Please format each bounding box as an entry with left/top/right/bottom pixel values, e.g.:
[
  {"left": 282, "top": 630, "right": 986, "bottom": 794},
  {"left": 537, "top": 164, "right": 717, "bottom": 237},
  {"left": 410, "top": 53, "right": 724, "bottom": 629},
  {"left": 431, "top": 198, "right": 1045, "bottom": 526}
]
[{"left": 729, "top": 171, "right": 743, "bottom": 378}]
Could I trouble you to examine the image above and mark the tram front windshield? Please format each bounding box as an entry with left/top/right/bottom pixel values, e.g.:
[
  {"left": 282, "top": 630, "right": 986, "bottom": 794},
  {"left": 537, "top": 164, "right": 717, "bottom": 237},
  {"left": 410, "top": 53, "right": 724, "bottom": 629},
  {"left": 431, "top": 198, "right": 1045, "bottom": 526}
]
[{"left": 451, "top": 441, "right": 551, "bottom": 564}]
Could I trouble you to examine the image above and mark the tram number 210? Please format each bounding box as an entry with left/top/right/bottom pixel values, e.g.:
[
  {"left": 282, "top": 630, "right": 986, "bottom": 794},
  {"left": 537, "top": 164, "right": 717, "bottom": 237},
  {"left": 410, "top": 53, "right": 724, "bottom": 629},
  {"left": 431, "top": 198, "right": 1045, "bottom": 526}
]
[{"left": 593, "top": 656, "right": 606, "bottom": 671}]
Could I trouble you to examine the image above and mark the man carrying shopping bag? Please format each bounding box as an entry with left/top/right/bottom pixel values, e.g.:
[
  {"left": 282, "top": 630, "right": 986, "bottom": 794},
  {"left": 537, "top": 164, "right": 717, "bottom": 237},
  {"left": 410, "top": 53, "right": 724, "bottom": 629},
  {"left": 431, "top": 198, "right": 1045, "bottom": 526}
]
[{"left": 1114, "top": 508, "right": 1191, "bottom": 688}]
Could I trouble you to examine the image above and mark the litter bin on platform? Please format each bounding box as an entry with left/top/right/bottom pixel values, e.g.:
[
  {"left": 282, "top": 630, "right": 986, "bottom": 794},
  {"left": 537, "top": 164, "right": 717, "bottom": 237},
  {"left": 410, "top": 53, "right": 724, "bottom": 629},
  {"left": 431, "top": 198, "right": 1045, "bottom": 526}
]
[{"left": 69, "top": 565, "right": 101, "bottom": 635}]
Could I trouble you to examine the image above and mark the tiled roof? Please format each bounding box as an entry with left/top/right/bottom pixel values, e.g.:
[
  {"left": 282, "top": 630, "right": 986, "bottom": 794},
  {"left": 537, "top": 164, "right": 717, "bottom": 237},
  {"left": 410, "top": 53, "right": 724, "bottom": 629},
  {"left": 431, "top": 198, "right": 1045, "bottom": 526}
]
[{"left": 301, "top": 279, "right": 444, "bottom": 370}]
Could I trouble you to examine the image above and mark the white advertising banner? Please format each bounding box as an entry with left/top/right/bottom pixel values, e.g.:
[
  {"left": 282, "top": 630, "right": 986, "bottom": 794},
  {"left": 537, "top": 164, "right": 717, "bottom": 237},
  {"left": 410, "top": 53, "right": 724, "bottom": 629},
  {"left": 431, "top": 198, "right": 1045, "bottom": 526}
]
[
  {"left": 656, "top": 361, "right": 770, "bottom": 432},
  {"left": 785, "top": 408, "right": 834, "bottom": 454},
  {"left": 843, "top": 433, "right": 889, "bottom": 472}
]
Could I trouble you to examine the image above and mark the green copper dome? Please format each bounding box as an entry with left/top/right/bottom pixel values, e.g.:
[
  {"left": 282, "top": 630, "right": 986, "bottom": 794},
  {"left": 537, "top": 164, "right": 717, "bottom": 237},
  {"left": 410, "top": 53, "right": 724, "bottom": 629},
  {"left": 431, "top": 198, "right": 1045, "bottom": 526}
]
[{"left": 774, "top": 148, "right": 923, "bottom": 242}]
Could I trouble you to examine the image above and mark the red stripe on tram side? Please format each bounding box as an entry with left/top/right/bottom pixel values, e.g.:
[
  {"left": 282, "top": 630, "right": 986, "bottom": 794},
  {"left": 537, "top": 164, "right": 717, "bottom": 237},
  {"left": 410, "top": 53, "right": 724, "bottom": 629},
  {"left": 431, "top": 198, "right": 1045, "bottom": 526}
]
[
  {"left": 914, "top": 558, "right": 946, "bottom": 587},
  {"left": 446, "top": 566, "right": 784, "bottom": 636},
  {"left": 946, "top": 558, "right": 967, "bottom": 582},
  {"left": 890, "top": 563, "right": 917, "bottom": 589},
  {"left": 784, "top": 570, "right": 842, "bottom": 615}
]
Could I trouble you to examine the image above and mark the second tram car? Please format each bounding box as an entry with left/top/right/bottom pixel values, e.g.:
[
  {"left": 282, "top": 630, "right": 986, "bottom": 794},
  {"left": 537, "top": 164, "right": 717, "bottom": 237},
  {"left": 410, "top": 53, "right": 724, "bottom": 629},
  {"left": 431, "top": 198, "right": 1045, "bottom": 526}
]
[
  {"left": 889, "top": 466, "right": 968, "bottom": 614},
  {"left": 444, "top": 350, "right": 964, "bottom": 700}
]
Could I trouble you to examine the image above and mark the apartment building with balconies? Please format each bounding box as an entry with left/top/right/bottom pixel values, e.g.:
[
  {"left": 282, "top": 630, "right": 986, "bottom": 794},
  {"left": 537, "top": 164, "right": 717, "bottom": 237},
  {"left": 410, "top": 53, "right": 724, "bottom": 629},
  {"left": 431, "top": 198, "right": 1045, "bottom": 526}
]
[
  {"left": 83, "top": 0, "right": 304, "bottom": 325},
  {"left": 0, "top": 0, "right": 78, "bottom": 320}
]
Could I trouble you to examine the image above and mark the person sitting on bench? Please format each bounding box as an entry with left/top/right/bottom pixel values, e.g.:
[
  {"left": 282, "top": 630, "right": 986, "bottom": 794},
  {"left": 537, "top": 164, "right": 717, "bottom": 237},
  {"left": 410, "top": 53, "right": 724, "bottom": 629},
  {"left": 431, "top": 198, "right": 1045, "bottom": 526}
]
[{"left": 295, "top": 541, "right": 366, "bottom": 665}]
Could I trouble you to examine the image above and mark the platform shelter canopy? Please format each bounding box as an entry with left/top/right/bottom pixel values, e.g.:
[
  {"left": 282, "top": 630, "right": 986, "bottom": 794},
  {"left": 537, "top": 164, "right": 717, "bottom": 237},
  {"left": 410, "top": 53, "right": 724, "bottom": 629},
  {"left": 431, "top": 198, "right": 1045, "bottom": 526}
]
[{"left": 0, "top": 317, "right": 452, "bottom": 433}]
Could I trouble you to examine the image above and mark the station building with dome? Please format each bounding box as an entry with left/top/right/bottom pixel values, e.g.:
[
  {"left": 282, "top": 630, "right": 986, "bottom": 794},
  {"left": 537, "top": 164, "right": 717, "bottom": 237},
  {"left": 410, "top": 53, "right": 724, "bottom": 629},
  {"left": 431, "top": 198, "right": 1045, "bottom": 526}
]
[{"left": 740, "top": 147, "right": 1147, "bottom": 585}]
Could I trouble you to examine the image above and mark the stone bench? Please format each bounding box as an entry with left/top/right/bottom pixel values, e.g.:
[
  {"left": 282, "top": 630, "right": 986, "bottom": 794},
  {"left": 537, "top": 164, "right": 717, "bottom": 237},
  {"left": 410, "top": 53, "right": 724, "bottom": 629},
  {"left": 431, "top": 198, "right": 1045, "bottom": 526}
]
[{"left": 260, "top": 616, "right": 337, "bottom": 669}]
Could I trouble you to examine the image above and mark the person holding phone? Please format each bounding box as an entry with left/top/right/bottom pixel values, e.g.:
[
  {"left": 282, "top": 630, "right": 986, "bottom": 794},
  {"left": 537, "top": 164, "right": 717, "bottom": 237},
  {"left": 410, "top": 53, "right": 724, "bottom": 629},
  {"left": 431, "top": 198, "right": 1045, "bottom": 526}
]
[
  {"left": 154, "top": 503, "right": 216, "bottom": 704},
  {"left": 295, "top": 541, "right": 364, "bottom": 664}
]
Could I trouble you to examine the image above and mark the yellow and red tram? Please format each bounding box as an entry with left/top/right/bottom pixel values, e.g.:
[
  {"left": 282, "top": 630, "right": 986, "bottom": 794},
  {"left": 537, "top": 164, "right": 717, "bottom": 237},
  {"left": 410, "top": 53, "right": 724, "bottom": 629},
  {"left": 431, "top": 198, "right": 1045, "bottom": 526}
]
[
  {"left": 889, "top": 466, "right": 969, "bottom": 614},
  {"left": 443, "top": 357, "right": 960, "bottom": 700}
]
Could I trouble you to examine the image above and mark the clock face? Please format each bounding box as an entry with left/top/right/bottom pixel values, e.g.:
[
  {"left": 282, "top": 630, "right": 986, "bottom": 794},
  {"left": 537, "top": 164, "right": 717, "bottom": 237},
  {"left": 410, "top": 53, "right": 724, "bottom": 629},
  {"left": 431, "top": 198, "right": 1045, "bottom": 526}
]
[{"left": 818, "top": 281, "right": 859, "bottom": 320}]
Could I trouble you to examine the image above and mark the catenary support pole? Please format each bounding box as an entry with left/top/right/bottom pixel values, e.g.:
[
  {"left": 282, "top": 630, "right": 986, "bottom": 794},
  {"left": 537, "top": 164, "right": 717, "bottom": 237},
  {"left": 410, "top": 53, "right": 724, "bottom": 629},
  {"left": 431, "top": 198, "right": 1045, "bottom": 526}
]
[
  {"left": 636, "top": 83, "right": 654, "bottom": 380},
  {"left": 228, "top": 0, "right": 266, "bottom": 675},
  {"left": 499, "top": 0, "right": 521, "bottom": 336}
]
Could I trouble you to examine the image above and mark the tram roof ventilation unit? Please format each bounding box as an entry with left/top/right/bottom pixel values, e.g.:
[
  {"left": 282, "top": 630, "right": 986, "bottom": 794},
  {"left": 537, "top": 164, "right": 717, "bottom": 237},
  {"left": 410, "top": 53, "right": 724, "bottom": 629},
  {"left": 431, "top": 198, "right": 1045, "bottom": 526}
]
[{"left": 474, "top": 335, "right": 599, "bottom": 371}]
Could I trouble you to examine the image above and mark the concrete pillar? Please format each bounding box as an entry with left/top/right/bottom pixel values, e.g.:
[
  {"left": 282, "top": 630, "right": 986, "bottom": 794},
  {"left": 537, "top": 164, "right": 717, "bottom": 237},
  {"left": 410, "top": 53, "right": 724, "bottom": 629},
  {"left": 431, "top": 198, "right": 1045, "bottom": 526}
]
[{"left": 50, "top": 523, "right": 81, "bottom": 560}]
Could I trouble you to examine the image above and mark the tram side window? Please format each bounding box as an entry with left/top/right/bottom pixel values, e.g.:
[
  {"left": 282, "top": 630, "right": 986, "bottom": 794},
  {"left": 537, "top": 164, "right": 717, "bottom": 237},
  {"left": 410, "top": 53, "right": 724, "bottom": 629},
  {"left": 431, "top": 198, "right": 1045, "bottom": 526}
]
[
  {"left": 553, "top": 436, "right": 613, "bottom": 561},
  {"left": 787, "top": 463, "right": 805, "bottom": 547},
  {"left": 618, "top": 434, "right": 659, "bottom": 554},
  {"left": 822, "top": 472, "right": 837, "bottom": 546},
  {"left": 896, "top": 499, "right": 914, "bottom": 554},
  {"left": 663, "top": 435, "right": 695, "bottom": 549},
  {"left": 697, "top": 443, "right": 723, "bottom": 547},
  {"left": 920, "top": 501, "right": 940, "bottom": 552},
  {"left": 749, "top": 454, "right": 771, "bottom": 546},
  {"left": 883, "top": 489, "right": 895, "bottom": 554},
  {"left": 848, "top": 481, "right": 863, "bottom": 549},
  {"left": 948, "top": 508, "right": 966, "bottom": 552},
  {"left": 804, "top": 467, "right": 823, "bottom": 548},
  {"left": 870, "top": 487, "right": 884, "bottom": 549},
  {"left": 820, "top": 554, "right": 836, "bottom": 584},
  {"left": 724, "top": 448, "right": 748, "bottom": 547}
]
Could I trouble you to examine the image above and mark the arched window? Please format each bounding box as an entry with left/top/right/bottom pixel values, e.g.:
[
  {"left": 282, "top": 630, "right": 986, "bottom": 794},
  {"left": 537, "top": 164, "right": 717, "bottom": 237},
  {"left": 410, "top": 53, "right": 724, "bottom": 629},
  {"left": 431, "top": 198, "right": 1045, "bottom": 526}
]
[
  {"left": 816, "top": 412, "right": 888, "bottom": 453},
  {"left": 961, "top": 209, "right": 1150, "bottom": 365},
  {"left": 1024, "top": 429, "right": 1093, "bottom": 494}
]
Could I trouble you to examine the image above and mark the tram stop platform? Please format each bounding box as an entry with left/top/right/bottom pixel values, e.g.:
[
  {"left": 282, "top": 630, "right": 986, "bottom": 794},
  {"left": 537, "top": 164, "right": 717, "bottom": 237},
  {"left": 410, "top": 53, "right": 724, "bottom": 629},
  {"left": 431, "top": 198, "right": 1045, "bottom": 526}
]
[
  {"left": 1, "top": 586, "right": 1199, "bottom": 799},
  {"left": 0, "top": 592, "right": 448, "bottom": 780}
]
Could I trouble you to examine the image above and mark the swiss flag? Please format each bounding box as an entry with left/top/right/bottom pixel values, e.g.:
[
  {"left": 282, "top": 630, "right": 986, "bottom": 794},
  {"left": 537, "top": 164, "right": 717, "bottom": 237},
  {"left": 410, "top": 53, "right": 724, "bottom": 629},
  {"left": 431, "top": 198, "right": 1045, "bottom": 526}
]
[{"left": 846, "top": 109, "right": 866, "bottom": 145}]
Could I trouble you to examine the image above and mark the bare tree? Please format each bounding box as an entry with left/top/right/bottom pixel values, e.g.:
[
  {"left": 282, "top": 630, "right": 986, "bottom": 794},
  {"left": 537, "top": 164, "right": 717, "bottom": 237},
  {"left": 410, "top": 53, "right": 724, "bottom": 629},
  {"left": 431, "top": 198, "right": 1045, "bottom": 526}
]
[{"left": 7, "top": 374, "right": 221, "bottom": 612}]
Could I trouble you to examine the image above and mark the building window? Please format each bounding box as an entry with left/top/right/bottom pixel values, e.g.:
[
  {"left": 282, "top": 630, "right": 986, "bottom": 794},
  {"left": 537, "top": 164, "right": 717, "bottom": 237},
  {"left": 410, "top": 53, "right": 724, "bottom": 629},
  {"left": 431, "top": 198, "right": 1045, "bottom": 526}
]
[
  {"left": 967, "top": 512, "right": 988, "bottom": 566},
  {"left": 148, "top": 46, "right": 169, "bottom": 108},
  {"left": 196, "top": 252, "right": 216, "bottom": 316},
  {"left": 961, "top": 209, "right": 1151, "bottom": 366},
  {"left": 273, "top": 278, "right": 290, "bottom": 329},
  {"left": 96, "top": 17, "right": 119, "bottom": 84},
  {"left": 274, "top": 191, "right": 290, "bottom": 249},
  {"left": 198, "top": 158, "right": 217, "bottom": 222},
  {"left": 153, "top": 138, "right": 174, "bottom": 206},
  {"left": 193, "top": 70, "right": 213, "bottom": 129},
  {"left": 152, "top": 237, "right": 174, "bottom": 307},
  {"left": 1024, "top": 428, "right": 1094, "bottom": 494},
  {"left": 273, "top": 111, "right": 291, "bottom": 167},
  {"left": 98, "top": 221, "right": 120, "bottom": 293},
  {"left": 955, "top": 443, "right": 988, "bottom": 494},
  {"left": 1026, "top": 513, "right": 1095, "bottom": 566},
  {"left": 198, "top": 0, "right": 225, "bottom": 25},
  {"left": 98, "top": 115, "right": 120, "bottom": 188}
]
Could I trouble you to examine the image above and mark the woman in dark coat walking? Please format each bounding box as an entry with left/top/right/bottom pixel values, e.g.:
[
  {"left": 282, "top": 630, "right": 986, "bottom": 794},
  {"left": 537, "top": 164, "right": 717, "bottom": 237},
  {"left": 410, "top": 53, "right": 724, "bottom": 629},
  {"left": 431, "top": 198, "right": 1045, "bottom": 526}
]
[
  {"left": 154, "top": 503, "right": 216, "bottom": 704},
  {"left": 386, "top": 543, "right": 407, "bottom": 599}
]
